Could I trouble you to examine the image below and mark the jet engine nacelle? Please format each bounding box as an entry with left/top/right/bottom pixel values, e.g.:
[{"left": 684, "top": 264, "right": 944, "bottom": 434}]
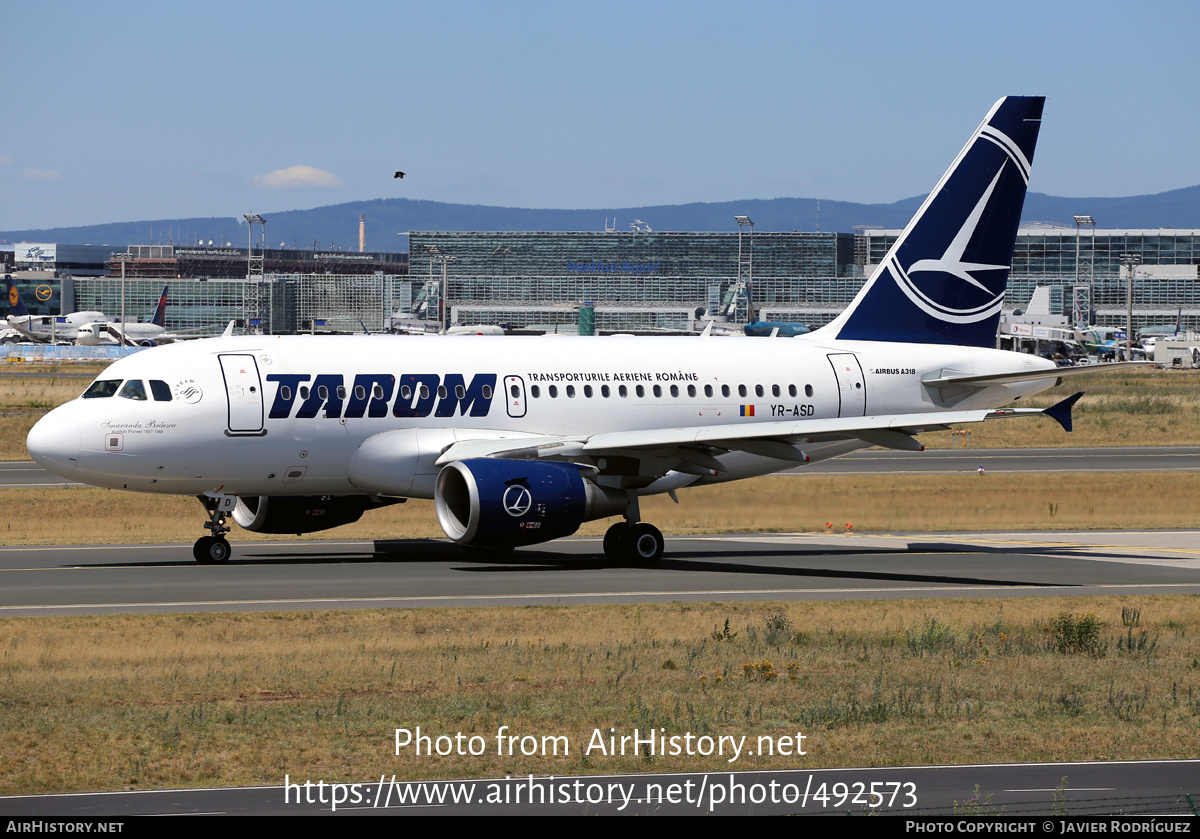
[
  {"left": 138, "top": 339, "right": 158, "bottom": 348},
  {"left": 435, "top": 459, "right": 627, "bottom": 549},
  {"left": 231, "top": 494, "right": 389, "bottom": 535}
]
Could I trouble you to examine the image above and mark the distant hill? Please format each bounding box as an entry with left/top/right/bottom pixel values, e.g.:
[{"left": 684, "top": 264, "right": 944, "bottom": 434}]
[{"left": 3, "top": 186, "right": 1198, "bottom": 252}]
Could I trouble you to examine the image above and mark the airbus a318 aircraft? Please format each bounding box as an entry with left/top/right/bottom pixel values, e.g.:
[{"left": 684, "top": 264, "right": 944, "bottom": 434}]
[{"left": 30, "top": 96, "right": 1096, "bottom": 564}]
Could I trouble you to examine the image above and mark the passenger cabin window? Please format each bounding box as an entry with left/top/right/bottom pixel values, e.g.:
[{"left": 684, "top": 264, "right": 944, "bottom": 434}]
[
  {"left": 83, "top": 380, "right": 122, "bottom": 399},
  {"left": 118, "top": 380, "right": 148, "bottom": 401},
  {"left": 149, "top": 380, "right": 172, "bottom": 401}
]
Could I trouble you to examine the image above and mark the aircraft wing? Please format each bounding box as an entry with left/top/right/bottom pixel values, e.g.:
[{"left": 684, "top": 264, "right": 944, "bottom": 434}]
[{"left": 434, "top": 396, "right": 1080, "bottom": 468}]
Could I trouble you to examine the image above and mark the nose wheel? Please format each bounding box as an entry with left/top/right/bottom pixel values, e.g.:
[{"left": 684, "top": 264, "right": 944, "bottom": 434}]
[
  {"left": 194, "top": 535, "right": 231, "bottom": 564},
  {"left": 195, "top": 495, "right": 234, "bottom": 564}
]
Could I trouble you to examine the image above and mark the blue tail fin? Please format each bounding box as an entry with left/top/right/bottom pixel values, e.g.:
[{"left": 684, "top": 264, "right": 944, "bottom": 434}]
[
  {"left": 825, "top": 96, "right": 1044, "bottom": 347},
  {"left": 151, "top": 285, "right": 168, "bottom": 327},
  {"left": 5, "top": 275, "right": 31, "bottom": 318}
]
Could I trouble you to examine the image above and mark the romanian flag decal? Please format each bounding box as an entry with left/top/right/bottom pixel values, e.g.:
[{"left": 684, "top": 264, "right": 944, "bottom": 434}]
[{"left": 740, "top": 405, "right": 755, "bottom": 417}]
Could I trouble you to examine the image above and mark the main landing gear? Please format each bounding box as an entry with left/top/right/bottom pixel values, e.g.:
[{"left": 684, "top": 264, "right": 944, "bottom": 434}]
[
  {"left": 194, "top": 495, "right": 233, "bottom": 564},
  {"left": 602, "top": 494, "right": 665, "bottom": 566}
]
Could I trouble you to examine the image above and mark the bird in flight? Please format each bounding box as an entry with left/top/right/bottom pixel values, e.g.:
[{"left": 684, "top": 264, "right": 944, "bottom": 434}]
[{"left": 394, "top": 171, "right": 405, "bottom": 179}]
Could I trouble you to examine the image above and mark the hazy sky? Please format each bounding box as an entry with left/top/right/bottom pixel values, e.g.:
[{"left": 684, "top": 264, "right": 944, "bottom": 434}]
[{"left": 3, "top": 0, "right": 1198, "bottom": 231}]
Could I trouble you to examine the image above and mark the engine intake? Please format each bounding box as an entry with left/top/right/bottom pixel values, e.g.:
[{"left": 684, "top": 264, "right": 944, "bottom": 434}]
[{"left": 435, "top": 459, "right": 626, "bottom": 548}]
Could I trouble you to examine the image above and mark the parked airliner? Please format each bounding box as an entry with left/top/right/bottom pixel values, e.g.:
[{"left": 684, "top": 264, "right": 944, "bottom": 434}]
[
  {"left": 29, "top": 96, "right": 1096, "bottom": 564},
  {"left": 74, "top": 286, "right": 177, "bottom": 347}
]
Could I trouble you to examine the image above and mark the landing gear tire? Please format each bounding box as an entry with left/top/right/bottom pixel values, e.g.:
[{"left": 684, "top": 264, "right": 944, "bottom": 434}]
[
  {"left": 603, "top": 522, "right": 629, "bottom": 561},
  {"left": 193, "top": 536, "right": 231, "bottom": 564},
  {"left": 626, "top": 523, "right": 664, "bottom": 567}
]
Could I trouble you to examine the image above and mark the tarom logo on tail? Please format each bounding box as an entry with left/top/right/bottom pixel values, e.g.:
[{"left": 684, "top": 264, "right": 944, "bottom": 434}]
[{"left": 828, "top": 97, "right": 1043, "bottom": 347}]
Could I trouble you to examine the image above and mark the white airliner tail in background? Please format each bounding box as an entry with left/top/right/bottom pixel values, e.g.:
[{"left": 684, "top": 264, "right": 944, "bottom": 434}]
[{"left": 30, "top": 96, "right": 1100, "bottom": 565}]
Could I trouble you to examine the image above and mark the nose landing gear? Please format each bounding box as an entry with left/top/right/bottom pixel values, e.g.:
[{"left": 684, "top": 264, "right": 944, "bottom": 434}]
[{"left": 194, "top": 494, "right": 234, "bottom": 564}]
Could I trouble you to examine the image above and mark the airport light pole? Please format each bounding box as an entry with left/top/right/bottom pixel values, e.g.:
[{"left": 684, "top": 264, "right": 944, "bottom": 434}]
[
  {"left": 243, "top": 214, "right": 266, "bottom": 281},
  {"left": 1073, "top": 215, "right": 1094, "bottom": 327},
  {"left": 735, "top": 216, "right": 754, "bottom": 324},
  {"left": 1120, "top": 252, "right": 1141, "bottom": 359},
  {"left": 492, "top": 246, "right": 510, "bottom": 276},
  {"left": 428, "top": 248, "right": 455, "bottom": 333}
]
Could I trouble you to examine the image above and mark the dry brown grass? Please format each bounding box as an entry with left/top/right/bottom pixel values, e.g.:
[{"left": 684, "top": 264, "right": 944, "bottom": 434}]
[
  {"left": 0, "top": 596, "right": 1196, "bottom": 794},
  {"left": 0, "top": 366, "right": 104, "bottom": 461},
  {"left": 924, "top": 367, "right": 1200, "bottom": 448},
  {"left": 4, "top": 470, "right": 1199, "bottom": 546}
]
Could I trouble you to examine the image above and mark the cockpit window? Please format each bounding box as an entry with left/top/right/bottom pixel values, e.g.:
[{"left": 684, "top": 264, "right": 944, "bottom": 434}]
[
  {"left": 149, "top": 380, "right": 172, "bottom": 401},
  {"left": 118, "top": 380, "right": 148, "bottom": 401},
  {"left": 82, "top": 380, "right": 122, "bottom": 399}
]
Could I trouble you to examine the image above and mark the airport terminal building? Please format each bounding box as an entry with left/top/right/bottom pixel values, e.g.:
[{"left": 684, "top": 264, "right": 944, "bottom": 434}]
[{"left": 5, "top": 225, "right": 1200, "bottom": 338}]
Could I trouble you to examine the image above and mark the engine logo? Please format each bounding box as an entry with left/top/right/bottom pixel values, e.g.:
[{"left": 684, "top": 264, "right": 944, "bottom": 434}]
[{"left": 502, "top": 485, "right": 533, "bottom": 517}]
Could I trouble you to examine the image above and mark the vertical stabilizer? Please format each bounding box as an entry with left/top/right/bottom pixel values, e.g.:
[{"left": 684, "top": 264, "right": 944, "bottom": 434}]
[
  {"left": 5, "top": 275, "right": 31, "bottom": 318},
  {"left": 152, "top": 286, "right": 169, "bottom": 327},
  {"left": 823, "top": 96, "right": 1044, "bottom": 346}
]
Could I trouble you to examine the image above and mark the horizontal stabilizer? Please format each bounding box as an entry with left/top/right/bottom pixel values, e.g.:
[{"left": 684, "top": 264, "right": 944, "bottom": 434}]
[
  {"left": 1041, "top": 391, "right": 1084, "bottom": 432},
  {"left": 923, "top": 361, "right": 1154, "bottom": 389}
]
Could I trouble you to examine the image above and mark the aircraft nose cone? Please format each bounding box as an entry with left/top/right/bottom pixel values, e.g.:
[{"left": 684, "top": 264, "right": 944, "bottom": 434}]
[{"left": 26, "top": 407, "right": 80, "bottom": 479}]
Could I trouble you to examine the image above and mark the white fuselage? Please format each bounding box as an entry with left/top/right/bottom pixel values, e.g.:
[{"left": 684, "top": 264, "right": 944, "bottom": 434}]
[
  {"left": 8, "top": 311, "right": 107, "bottom": 342},
  {"left": 75, "top": 321, "right": 169, "bottom": 346},
  {"left": 28, "top": 332, "right": 1057, "bottom": 499}
]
